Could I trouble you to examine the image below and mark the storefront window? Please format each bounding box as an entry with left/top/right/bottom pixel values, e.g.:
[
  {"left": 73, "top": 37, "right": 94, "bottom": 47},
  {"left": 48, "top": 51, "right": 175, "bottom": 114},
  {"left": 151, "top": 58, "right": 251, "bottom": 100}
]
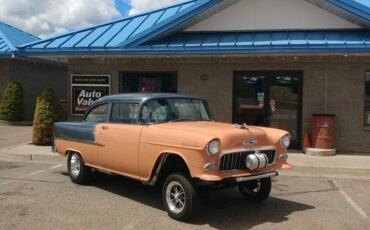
[
  {"left": 120, "top": 72, "right": 177, "bottom": 93},
  {"left": 365, "top": 72, "right": 370, "bottom": 126}
]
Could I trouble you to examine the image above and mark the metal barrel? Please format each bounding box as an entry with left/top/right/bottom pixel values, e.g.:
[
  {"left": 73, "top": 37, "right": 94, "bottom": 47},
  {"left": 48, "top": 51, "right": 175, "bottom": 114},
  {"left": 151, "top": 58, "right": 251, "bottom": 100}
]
[{"left": 311, "top": 114, "right": 336, "bottom": 149}]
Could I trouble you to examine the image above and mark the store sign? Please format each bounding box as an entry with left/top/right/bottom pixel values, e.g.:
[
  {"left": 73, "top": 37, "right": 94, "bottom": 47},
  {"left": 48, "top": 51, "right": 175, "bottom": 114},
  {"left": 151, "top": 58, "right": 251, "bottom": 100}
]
[
  {"left": 138, "top": 77, "right": 161, "bottom": 92},
  {"left": 71, "top": 75, "right": 110, "bottom": 115}
]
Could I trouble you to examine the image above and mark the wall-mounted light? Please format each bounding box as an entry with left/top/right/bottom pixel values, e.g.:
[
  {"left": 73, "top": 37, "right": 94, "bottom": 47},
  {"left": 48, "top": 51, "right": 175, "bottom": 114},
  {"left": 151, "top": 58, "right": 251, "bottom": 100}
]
[{"left": 199, "top": 74, "right": 210, "bottom": 81}]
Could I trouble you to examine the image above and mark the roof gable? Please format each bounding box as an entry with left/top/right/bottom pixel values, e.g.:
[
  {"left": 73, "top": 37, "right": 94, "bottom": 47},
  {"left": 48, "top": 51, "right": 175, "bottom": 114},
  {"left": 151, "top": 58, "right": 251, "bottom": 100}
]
[{"left": 187, "top": 0, "right": 361, "bottom": 32}]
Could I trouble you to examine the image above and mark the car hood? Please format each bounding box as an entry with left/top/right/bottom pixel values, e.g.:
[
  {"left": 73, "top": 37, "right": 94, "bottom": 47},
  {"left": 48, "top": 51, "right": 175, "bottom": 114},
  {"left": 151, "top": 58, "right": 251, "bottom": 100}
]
[{"left": 153, "top": 121, "right": 287, "bottom": 150}]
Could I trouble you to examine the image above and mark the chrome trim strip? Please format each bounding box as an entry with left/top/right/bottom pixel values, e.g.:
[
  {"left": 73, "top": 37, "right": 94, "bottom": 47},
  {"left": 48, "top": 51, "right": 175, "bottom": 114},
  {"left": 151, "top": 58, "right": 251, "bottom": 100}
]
[
  {"left": 235, "top": 171, "right": 278, "bottom": 183},
  {"left": 56, "top": 137, "right": 105, "bottom": 147},
  {"left": 221, "top": 146, "right": 276, "bottom": 155}
]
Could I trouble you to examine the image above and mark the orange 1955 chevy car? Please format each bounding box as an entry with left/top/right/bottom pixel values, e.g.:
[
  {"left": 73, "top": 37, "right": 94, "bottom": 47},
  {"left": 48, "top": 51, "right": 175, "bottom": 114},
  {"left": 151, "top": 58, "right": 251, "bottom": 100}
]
[{"left": 53, "top": 93, "right": 291, "bottom": 221}]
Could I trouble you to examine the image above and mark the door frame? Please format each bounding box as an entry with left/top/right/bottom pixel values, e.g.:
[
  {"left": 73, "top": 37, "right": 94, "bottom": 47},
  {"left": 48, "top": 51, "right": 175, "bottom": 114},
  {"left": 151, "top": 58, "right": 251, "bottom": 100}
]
[{"left": 232, "top": 71, "right": 303, "bottom": 149}]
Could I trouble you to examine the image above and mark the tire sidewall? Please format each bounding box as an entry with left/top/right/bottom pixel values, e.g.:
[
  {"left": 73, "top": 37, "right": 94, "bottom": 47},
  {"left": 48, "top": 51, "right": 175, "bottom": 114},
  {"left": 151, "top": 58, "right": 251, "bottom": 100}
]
[
  {"left": 67, "top": 152, "right": 88, "bottom": 184},
  {"left": 162, "top": 173, "right": 198, "bottom": 221},
  {"left": 239, "top": 177, "right": 272, "bottom": 202}
]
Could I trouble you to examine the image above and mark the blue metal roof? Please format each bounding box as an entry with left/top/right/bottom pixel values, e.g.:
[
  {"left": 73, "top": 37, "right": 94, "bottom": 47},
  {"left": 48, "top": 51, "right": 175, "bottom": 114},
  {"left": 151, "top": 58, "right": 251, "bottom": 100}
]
[
  {"left": 0, "top": 35, "right": 13, "bottom": 55},
  {"left": 0, "top": 21, "right": 39, "bottom": 57},
  {"left": 21, "top": 0, "right": 222, "bottom": 50},
  {"left": 328, "top": 0, "right": 370, "bottom": 22},
  {"left": 18, "top": 0, "right": 370, "bottom": 56},
  {"left": 137, "top": 30, "right": 370, "bottom": 54},
  {"left": 19, "top": 30, "right": 370, "bottom": 55}
]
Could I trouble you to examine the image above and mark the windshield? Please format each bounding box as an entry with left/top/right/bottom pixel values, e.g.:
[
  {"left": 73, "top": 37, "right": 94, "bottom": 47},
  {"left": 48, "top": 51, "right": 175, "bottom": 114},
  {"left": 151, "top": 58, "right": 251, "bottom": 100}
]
[{"left": 140, "top": 98, "right": 213, "bottom": 124}]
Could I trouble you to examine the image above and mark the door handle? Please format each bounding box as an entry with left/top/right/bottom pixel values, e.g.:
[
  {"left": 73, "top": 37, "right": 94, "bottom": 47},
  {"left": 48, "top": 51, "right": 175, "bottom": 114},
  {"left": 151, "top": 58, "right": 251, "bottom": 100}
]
[{"left": 102, "top": 125, "right": 109, "bottom": 130}]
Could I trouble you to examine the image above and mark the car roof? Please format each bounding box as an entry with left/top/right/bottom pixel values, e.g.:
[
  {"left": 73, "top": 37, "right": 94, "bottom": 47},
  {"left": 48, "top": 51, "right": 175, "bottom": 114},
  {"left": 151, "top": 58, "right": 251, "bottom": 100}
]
[{"left": 94, "top": 93, "right": 203, "bottom": 103}]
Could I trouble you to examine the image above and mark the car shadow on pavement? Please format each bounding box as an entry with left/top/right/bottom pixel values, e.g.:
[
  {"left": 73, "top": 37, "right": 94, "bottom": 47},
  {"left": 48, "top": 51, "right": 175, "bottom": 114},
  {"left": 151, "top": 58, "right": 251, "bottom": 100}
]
[
  {"left": 192, "top": 191, "right": 315, "bottom": 229},
  {"left": 89, "top": 172, "right": 314, "bottom": 229}
]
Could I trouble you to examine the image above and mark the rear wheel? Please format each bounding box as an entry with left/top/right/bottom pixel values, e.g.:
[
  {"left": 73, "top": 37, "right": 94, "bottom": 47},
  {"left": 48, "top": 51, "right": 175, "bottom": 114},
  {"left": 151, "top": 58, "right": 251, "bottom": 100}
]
[
  {"left": 67, "top": 152, "right": 91, "bottom": 184},
  {"left": 162, "top": 173, "right": 198, "bottom": 221},
  {"left": 238, "top": 177, "right": 271, "bottom": 202}
]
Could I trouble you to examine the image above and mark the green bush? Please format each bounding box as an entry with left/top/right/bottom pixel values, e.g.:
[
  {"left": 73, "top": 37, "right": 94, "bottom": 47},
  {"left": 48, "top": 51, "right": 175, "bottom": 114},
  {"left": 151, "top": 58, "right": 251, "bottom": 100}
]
[
  {"left": 32, "top": 88, "right": 63, "bottom": 145},
  {"left": 0, "top": 82, "right": 24, "bottom": 121}
]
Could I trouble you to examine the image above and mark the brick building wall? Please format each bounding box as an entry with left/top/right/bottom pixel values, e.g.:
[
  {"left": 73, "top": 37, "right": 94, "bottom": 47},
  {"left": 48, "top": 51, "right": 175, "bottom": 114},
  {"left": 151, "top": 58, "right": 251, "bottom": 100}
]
[
  {"left": 0, "top": 58, "right": 67, "bottom": 120},
  {"left": 0, "top": 59, "right": 10, "bottom": 102},
  {"left": 68, "top": 56, "right": 370, "bottom": 153}
]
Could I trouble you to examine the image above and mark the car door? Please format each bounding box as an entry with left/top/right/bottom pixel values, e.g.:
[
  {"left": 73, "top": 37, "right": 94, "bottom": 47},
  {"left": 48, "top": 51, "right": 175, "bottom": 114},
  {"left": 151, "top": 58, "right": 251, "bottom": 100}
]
[
  {"left": 81, "top": 103, "right": 110, "bottom": 166},
  {"left": 95, "top": 102, "right": 142, "bottom": 177}
]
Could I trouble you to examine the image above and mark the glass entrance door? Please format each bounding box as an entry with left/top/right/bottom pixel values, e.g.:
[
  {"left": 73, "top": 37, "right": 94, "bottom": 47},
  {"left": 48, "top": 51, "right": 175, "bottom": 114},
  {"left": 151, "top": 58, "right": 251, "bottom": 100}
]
[{"left": 233, "top": 71, "right": 303, "bottom": 149}]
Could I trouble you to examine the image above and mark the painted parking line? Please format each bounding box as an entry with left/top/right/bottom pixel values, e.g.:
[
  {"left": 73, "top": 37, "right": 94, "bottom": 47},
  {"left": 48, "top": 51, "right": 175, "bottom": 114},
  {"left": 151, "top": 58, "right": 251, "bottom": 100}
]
[
  {"left": 328, "top": 178, "right": 369, "bottom": 219},
  {"left": 0, "top": 163, "right": 63, "bottom": 186}
]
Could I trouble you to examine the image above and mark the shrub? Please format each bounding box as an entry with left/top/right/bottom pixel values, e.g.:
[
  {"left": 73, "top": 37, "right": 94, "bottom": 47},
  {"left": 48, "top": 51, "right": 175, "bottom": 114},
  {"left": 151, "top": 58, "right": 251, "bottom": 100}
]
[
  {"left": 0, "top": 82, "right": 24, "bottom": 121},
  {"left": 32, "top": 88, "right": 63, "bottom": 145}
]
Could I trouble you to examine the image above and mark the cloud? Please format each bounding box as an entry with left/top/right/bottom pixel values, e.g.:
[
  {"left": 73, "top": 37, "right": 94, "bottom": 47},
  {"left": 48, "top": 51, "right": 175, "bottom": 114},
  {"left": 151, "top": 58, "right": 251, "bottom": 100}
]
[
  {"left": 0, "top": 0, "right": 120, "bottom": 39},
  {"left": 125, "top": 0, "right": 186, "bottom": 15}
]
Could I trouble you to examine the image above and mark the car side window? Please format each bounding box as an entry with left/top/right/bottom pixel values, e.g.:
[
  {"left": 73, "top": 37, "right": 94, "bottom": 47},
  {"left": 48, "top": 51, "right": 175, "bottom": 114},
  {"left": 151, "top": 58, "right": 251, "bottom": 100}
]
[
  {"left": 84, "top": 104, "right": 109, "bottom": 123},
  {"left": 110, "top": 102, "right": 139, "bottom": 124},
  {"left": 140, "top": 99, "right": 173, "bottom": 124}
]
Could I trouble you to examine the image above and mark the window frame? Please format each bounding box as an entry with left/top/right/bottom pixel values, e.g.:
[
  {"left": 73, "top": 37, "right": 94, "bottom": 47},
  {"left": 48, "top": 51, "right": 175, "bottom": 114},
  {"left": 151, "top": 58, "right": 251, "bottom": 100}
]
[
  {"left": 109, "top": 101, "right": 140, "bottom": 125},
  {"left": 138, "top": 97, "right": 214, "bottom": 125},
  {"left": 365, "top": 71, "right": 370, "bottom": 127},
  {"left": 83, "top": 102, "right": 110, "bottom": 124}
]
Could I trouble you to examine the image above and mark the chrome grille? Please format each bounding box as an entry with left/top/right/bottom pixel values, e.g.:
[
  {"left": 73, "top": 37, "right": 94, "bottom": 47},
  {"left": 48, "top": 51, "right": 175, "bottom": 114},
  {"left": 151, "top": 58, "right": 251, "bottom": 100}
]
[{"left": 219, "top": 149, "right": 276, "bottom": 171}]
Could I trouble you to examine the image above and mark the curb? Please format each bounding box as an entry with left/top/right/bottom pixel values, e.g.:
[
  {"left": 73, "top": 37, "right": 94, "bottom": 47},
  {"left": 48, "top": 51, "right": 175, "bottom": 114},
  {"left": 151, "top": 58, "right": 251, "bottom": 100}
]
[
  {"left": 0, "top": 143, "right": 64, "bottom": 162},
  {"left": 305, "top": 148, "right": 336, "bottom": 156},
  {"left": 0, "top": 120, "right": 33, "bottom": 126},
  {"left": 280, "top": 165, "right": 370, "bottom": 180}
]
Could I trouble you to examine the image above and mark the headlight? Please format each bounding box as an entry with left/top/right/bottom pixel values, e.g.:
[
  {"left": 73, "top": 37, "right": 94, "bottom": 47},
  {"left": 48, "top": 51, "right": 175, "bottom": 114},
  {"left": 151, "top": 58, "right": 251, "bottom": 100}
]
[
  {"left": 281, "top": 135, "right": 291, "bottom": 148},
  {"left": 206, "top": 139, "right": 220, "bottom": 155}
]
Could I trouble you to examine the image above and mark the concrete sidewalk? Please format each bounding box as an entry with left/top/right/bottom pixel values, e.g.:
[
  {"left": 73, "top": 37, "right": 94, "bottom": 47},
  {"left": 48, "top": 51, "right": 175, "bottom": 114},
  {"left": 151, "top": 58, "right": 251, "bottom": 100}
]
[
  {"left": 283, "top": 153, "right": 370, "bottom": 179},
  {"left": 1, "top": 142, "right": 370, "bottom": 179},
  {"left": 0, "top": 142, "right": 63, "bottom": 162}
]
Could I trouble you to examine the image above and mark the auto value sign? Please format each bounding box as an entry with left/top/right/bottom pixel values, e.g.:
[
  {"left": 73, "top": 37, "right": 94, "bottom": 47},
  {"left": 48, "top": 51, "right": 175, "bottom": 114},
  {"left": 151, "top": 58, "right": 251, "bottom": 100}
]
[{"left": 71, "top": 75, "right": 110, "bottom": 115}]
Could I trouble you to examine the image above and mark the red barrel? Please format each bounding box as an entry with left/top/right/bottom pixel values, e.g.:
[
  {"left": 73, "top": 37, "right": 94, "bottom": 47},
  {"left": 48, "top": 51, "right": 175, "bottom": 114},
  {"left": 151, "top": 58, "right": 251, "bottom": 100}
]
[{"left": 311, "top": 114, "right": 336, "bottom": 149}]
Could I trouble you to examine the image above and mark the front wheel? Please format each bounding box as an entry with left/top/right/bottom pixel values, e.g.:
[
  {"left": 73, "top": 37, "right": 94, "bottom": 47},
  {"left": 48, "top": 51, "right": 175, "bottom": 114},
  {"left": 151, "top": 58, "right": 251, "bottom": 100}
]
[
  {"left": 162, "top": 173, "right": 198, "bottom": 221},
  {"left": 67, "top": 152, "right": 91, "bottom": 184},
  {"left": 238, "top": 177, "right": 271, "bottom": 202}
]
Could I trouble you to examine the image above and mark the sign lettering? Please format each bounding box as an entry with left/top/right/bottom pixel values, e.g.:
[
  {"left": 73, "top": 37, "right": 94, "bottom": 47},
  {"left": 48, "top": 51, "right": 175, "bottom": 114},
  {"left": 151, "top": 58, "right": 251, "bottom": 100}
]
[{"left": 71, "top": 75, "right": 110, "bottom": 115}]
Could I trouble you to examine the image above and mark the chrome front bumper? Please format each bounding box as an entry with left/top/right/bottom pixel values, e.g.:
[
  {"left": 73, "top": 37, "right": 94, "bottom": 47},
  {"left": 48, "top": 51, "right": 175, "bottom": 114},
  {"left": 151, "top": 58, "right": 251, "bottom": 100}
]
[{"left": 234, "top": 171, "right": 278, "bottom": 183}]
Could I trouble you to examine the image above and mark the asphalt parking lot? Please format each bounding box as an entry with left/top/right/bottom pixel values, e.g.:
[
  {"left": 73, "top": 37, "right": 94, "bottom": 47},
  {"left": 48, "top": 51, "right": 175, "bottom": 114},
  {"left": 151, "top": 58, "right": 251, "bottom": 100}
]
[
  {"left": 0, "top": 125, "right": 369, "bottom": 229},
  {"left": 0, "top": 159, "right": 369, "bottom": 230}
]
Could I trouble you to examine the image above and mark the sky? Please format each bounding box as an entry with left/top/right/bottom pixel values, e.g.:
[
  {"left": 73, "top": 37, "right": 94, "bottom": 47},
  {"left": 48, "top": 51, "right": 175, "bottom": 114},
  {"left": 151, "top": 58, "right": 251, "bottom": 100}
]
[{"left": 0, "top": 0, "right": 186, "bottom": 39}]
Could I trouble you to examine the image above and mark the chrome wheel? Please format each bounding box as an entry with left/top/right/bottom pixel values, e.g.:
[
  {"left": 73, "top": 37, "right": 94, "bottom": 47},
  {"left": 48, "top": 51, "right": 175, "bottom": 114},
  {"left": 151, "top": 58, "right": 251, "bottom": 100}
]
[
  {"left": 70, "top": 154, "right": 81, "bottom": 177},
  {"left": 244, "top": 180, "right": 262, "bottom": 194},
  {"left": 239, "top": 177, "right": 271, "bottom": 202},
  {"left": 166, "top": 181, "right": 186, "bottom": 214}
]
